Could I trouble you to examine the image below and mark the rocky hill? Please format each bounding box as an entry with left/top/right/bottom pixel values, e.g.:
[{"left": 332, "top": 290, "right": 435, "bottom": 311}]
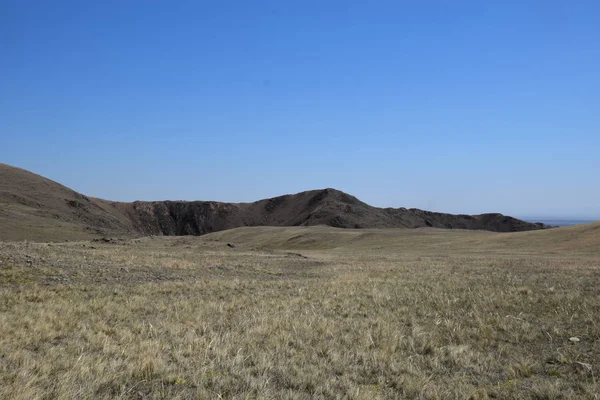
[{"left": 0, "top": 163, "right": 548, "bottom": 241}]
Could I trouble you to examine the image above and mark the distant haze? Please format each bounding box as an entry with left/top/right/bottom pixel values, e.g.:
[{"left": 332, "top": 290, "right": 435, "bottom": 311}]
[{"left": 521, "top": 218, "right": 599, "bottom": 227}]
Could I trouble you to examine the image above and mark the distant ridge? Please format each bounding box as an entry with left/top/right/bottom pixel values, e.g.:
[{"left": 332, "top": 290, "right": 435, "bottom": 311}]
[
  {"left": 0, "top": 163, "right": 549, "bottom": 241},
  {"left": 520, "top": 218, "right": 599, "bottom": 227}
]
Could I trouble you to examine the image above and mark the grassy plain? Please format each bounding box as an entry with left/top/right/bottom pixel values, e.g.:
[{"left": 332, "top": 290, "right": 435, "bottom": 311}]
[{"left": 1, "top": 224, "right": 599, "bottom": 399}]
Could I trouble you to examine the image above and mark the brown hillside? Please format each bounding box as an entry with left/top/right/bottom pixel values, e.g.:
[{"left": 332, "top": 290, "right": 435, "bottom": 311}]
[
  {"left": 0, "top": 163, "right": 549, "bottom": 241},
  {"left": 0, "top": 163, "right": 135, "bottom": 240}
]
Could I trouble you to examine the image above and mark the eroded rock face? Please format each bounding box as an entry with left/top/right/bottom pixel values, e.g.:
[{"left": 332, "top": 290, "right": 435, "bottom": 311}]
[{"left": 126, "top": 201, "right": 246, "bottom": 236}]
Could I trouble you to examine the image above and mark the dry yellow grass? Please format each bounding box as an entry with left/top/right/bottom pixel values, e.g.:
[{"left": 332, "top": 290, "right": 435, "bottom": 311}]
[{"left": 1, "top": 224, "right": 599, "bottom": 399}]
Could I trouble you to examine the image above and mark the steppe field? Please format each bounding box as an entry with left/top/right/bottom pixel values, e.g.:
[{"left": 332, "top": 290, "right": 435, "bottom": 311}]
[{"left": 1, "top": 224, "right": 599, "bottom": 399}]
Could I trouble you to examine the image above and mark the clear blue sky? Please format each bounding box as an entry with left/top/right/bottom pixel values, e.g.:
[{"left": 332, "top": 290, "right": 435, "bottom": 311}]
[{"left": 1, "top": 1, "right": 599, "bottom": 219}]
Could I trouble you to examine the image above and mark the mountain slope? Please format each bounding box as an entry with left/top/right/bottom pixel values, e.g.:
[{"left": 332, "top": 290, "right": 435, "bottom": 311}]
[
  {"left": 0, "top": 163, "right": 548, "bottom": 241},
  {"left": 117, "top": 188, "right": 547, "bottom": 235},
  {"left": 0, "top": 163, "right": 140, "bottom": 240}
]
